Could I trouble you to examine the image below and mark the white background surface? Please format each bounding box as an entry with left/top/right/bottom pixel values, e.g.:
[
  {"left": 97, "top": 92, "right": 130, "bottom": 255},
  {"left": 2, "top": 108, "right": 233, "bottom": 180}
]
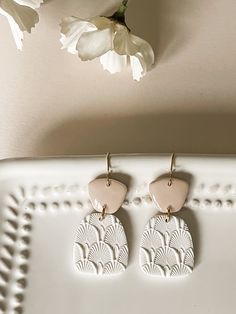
[
  {"left": 0, "top": 0, "right": 236, "bottom": 158},
  {"left": 0, "top": 155, "right": 236, "bottom": 313}
]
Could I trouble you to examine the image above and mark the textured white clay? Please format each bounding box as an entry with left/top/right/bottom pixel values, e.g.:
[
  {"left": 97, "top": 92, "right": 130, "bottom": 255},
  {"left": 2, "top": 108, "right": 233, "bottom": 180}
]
[
  {"left": 88, "top": 178, "right": 127, "bottom": 214},
  {"left": 74, "top": 212, "right": 129, "bottom": 275},
  {"left": 149, "top": 177, "right": 189, "bottom": 213},
  {"left": 140, "top": 215, "right": 194, "bottom": 277}
]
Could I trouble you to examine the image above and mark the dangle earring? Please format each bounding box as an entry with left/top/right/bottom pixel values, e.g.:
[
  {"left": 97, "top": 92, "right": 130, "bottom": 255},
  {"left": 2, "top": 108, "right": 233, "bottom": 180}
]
[
  {"left": 73, "top": 153, "right": 129, "bottom": 276},
  {"left": 140, "top": 154, "right": 194, "bottom": 278}
]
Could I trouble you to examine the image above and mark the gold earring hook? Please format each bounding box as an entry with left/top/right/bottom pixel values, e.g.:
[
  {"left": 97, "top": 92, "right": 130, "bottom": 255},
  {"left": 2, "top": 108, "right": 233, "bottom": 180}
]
[
  {"left": 168, "top": 153, "right": 175, "bottom": 186},
  {"left": 106, "top": 152, "right": 111, "bottom": 187}
]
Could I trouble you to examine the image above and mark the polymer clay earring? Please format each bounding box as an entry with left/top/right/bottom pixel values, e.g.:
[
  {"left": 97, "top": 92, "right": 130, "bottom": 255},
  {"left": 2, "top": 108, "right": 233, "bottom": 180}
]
[
  {"left": 73, "top": 153, "right": 129, "bottom": 275},
  {"left": 140, "top": 154, "right": 194, "bottom": 278}
]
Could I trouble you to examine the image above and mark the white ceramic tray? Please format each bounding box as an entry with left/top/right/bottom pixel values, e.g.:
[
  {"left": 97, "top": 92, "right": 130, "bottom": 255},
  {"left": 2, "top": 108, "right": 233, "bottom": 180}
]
[{"left": 0, "top": 155, "right": 236, "bottom": 314}]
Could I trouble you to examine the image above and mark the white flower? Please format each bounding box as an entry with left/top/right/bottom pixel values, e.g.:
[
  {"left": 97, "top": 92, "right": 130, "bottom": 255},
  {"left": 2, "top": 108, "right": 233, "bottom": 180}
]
[
  {"left": 60, "top": 1, "right": 154, "bottom": 81},
  {"left": 0, "top": 0, "right": 43, "bottom": 50}
]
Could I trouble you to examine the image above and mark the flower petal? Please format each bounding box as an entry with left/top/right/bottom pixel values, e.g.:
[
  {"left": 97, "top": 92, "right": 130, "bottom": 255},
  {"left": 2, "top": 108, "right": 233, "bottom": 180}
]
[
  {"left": 90, "top": 16, "right": 114, "bottom": 30},
  {"left": 130, "top": 34, "right": 155, "bottom": 71},
  {"left": 0, "top": 0, "right": 40, "bottom": 49},
  {"left": 14, "top": 0, "right": 43, "bottom": 9},
  {"left": 60, "top": 17, "right": 96, "bottom": 54},
  {"left": 113, "top": 26, "right": 138, "bottom": 56},
  {"left": 1, "top": 0, "right": 39, "bottom": 33},
  {"left": 130, "top": 55, "right": 144, "bottom": 81},
  {"left": 0, "top": 7, "right": 23, "bottom": 49},
  {"left": 77, "top": 27, "right": 113, "bottom": 61},
  {"left": 100, "top": 50, "right": 127, "bottom": 74}
]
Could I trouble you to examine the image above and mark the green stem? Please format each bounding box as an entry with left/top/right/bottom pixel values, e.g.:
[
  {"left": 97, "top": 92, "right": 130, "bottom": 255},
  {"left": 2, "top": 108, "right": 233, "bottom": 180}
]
[
  {"left": 110, "top": 0, "right": 129, "bottom": 27},
  {"left": 117, "top": 0, "right": 128, "bottom": 16}
]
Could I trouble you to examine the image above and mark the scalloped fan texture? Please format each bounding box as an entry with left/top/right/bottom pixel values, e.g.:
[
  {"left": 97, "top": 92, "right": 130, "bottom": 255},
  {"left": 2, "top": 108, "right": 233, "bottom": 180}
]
[
  {"left": 140, "top": 214, "right": 194, "bottom": 277},
  {"left": 74, "top": 213, "right": 128, "bottom": 275}
]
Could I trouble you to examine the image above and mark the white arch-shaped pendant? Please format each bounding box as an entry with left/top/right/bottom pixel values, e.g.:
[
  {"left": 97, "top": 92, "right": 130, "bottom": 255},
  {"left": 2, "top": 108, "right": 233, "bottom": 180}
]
[
  {"left": 140, "top": 215, "right": 194, "bottom": 277},
  {"left": 74, "top": 212, "right": 129, "bottom": 275}
]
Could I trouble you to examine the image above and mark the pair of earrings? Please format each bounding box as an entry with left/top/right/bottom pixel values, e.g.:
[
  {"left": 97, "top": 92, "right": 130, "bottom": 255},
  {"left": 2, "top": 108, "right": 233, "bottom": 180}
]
[{"left": 73, "top": 153, "right": 194, "bottom": 277}]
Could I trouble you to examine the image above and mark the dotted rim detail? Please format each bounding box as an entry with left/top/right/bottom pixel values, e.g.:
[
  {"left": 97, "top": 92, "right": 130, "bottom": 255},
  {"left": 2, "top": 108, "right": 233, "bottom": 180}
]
[{"left": 0, "top": 182, "right": 235, "bottom": 313}]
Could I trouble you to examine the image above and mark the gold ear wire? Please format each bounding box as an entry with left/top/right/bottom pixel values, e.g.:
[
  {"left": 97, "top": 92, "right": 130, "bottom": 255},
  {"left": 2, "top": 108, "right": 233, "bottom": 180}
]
[
  {"left": 106, "top": 152, "right": 111, "bottom": 187},
  {"left": 168, "top": 153, "right": 175, "bottom": 186}
]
